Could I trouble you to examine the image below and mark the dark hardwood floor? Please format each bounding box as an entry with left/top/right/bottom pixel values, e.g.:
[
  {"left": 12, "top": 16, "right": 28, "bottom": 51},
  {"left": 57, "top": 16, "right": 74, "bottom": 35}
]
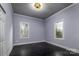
[{"left": 10, "top": 42, "right": 79, "bottom": 56}]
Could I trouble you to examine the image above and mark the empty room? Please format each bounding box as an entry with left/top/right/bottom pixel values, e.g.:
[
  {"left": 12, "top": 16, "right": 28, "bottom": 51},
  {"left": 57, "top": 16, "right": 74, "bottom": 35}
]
[{"left": 0, "top": 3, "right": 79, "bottom": 56}]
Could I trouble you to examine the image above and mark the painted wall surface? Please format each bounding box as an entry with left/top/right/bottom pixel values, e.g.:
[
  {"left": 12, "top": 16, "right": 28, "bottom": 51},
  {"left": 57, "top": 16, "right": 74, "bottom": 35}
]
[
  {"left": 45, "top": 4, "right": 79, "bottom": 50},
  {"left": 1, "top": 3, "right": 79, "bottom": 55},
  {"left": 1, "top": 3, "right": 13, "bottom": 55},
  {"left": 13, "top": 13, "right": 45, "bottom": 45}
]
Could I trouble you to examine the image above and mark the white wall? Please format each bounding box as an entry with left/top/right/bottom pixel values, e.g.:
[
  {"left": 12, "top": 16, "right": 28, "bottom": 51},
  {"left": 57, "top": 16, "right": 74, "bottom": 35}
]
[
  {"left": 1, "top": 3, "right": 13, "bottom": 55},
  {"left": 45, "top": 4, "right": 79, "bottom": 52},
  {"left": 13, "top": 13, "right": 46, "bottom": 46}
]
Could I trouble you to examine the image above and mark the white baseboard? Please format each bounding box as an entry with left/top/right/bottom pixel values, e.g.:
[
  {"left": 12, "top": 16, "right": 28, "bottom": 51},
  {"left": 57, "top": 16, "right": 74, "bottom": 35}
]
[
  {"left": 13, "top": 41, "right": 45, "bottom": 46},
  {"left": 46, "top": 41, "right": 79, "bottom": 53}
]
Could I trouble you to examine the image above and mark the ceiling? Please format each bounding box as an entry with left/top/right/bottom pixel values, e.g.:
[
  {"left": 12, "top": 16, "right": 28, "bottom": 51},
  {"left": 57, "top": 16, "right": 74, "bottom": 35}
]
[{"left": 12, "top": 3, "right": 72, "bottom": 19}]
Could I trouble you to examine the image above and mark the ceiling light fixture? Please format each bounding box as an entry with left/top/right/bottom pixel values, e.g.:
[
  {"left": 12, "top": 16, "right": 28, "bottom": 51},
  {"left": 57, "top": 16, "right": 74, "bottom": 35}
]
[{"left": 32, "top": 3, "right": 43, "bottom": 10}]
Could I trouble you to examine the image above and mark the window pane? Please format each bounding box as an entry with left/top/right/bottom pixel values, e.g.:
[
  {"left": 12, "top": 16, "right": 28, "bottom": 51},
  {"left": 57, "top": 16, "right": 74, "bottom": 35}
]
[
  {"left": 20, "top": 22, "right": 28, "bottom": 38},
  {"left": 55, "top": 21, "right": 63, "bottom": 38}
]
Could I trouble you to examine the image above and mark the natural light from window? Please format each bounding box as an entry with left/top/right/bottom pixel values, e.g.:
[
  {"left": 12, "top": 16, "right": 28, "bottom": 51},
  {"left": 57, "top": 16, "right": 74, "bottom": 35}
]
[
  {"left": 55, "top": 21, "right": 64, "bottom": 39},
  {"left": 20, "top": 22, "right": 29, "bottom": 39}
]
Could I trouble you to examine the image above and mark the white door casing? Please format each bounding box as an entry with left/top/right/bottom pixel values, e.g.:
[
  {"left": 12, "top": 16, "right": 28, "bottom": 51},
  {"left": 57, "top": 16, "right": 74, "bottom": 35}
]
[{"left": 0, "top": 6, "right": 6, "bottom": 56}]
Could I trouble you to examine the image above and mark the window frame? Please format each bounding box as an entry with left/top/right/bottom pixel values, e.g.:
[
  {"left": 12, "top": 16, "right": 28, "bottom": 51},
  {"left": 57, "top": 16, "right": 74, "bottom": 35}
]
[
  {"left": 20, "top": 22, "right": 29, "bottom": 39},
  {"left": 54, "top": 20, "right": 64, "bottom": 40}
]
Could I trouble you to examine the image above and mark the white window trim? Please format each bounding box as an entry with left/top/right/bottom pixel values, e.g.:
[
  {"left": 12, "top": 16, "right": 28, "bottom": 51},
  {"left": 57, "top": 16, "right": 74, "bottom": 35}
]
[
  {"left": 54, "top": 20, "right": 64, "bottom": 40},
  {"left": 20, "top": 22, "right": 29, "bottom": 39}
]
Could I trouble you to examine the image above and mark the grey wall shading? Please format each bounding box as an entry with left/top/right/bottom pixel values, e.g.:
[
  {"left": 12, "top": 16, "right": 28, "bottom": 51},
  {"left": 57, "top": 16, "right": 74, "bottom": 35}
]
[
  {"left": 45, "top": 4, "right": 79, "bottom": 50},
  {"left": 13, "top": 13, "right": 46, "bottom": 45},
  {"left": 1, "top": 3, "right": 13, "bottom": 55}
]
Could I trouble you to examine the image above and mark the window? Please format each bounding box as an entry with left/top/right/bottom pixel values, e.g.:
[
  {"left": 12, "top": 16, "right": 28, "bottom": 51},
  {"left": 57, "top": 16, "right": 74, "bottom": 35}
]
[
  {"left": 54, "top": 21, "right": 64, "bottom": 39},
  {"left": 20, "top": 22, "right": 29, "bottom": 39}
]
